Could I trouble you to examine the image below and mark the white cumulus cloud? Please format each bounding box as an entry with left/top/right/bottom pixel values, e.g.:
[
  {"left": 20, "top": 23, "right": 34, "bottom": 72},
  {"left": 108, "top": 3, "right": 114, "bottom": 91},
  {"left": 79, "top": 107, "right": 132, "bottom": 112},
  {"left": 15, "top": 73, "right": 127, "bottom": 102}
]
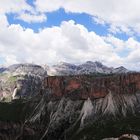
[
  {"left": 34, "top": 0, "right": 140, "bottom": 35},
  {"left": 0, "top": 0, "right": 46, "bottom": 23},
  {"left": 1, "top": 1, "right": 140, "bottom": 70},
  {"left": 16, "top": 12, "right": 47, "bottom": 23},
  {"left": 0, "top": 17, "right": 140, "bottom": 70}
]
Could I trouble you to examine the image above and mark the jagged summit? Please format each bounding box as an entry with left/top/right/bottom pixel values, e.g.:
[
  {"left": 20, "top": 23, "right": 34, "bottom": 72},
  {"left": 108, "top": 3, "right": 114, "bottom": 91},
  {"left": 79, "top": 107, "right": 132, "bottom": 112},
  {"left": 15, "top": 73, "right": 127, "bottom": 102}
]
[
  {"left": 45, "top": 61, "right": 129, "bottom": 76},
  {"left": 0, "top": 65, "right": 139, "bottom": 139},
  {"left": 112, "top": 66, "right": 129, "bottom": 73},
  {"left": 0, "top": 61, "right": 130, "bottom": 76}
]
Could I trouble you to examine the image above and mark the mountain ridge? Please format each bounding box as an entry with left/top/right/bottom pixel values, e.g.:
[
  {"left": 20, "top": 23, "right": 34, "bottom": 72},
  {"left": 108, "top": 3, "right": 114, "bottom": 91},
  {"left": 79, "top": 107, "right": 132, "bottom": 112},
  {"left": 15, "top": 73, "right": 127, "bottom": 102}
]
[
  {"left": 45, "top": 61, "right": 130, "bottom": 76},
  {"left": 0, "top": 68, "right": 140, "bottom": 139},
  {"left": 0, "top": 61, "right": 130, "bottom": 76}
]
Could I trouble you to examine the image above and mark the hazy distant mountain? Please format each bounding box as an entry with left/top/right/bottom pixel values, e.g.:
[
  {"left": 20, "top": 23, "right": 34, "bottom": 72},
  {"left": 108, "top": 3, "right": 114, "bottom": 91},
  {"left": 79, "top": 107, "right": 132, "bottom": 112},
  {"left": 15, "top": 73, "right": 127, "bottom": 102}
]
[
  {"left": 0, "top": 67, "right": 7, "bottom": 73},
  {"left": 4, "top": 63, "right": 47, "bottom": 77},
  {"left": 45, "top": 61, "right": 129, "bottom": 76},
  {"left": 0, "top": 62, "right": 130, "bottom": 76},
  {"left": 111, "top": 66, "right": 129, "bottom": 74}
]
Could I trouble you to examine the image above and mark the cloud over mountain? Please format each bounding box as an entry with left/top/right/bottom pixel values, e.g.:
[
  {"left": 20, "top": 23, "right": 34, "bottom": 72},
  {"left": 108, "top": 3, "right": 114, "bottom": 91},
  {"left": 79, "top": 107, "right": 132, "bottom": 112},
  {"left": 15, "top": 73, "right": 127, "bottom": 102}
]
[{"left": 0, "top": 0, "right": 140, "bottom": 70}]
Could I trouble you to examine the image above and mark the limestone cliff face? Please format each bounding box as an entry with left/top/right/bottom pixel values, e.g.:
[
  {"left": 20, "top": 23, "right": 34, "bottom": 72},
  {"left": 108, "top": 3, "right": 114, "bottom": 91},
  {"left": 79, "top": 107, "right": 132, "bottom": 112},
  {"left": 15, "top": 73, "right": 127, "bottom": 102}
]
[
  {"left": 43, "top": 73, "right": 140, "bottom": 100},
  {"left": 0, "top": 73, "right": 140, "bottom": 140},
  {"left": 0, "top": 64, "right": 47, "bottom": 101},
  {"left": 0, "top": 74, "right": 42, "bottom": 101}
]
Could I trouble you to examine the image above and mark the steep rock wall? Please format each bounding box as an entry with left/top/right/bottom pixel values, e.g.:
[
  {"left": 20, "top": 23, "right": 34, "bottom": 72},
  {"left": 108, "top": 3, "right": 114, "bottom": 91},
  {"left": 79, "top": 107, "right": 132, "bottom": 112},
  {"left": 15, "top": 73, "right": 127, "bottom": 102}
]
[
  {"left": 43, "top": 73, "right": 140, "bottom": 100},
  {"left": 0, "top": 73, "right": 140, "bottom": 139}
]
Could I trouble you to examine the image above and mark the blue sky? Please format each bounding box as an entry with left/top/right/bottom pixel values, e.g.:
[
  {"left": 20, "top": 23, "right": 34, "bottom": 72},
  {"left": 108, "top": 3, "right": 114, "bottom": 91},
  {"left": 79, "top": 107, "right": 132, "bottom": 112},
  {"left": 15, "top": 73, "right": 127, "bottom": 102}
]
[
  {"left": 6, "top": 7, "right": 133, "bottom": 62},
  {"left": 7, "top": 8, "right": 130, "bottom": 40},
  {"left": 1, "top": 0, "right": 140, "bottom": 70},
  {"left": 7, "top": 0, "right": 131, "bottom": 40}
]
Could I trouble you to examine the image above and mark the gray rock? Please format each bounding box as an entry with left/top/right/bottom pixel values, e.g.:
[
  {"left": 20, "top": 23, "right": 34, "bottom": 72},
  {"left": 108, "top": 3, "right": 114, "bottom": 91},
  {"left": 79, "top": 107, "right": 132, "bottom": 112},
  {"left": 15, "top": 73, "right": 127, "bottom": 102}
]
[
  {"left": 45, "top": 61, "right": 130, "bottom": 76},
  {"left": 0, "top": 63, "right": 47, "bottom": 101},
  {"left": 5, "top": 63, "right": 47, "bottom": 77}
]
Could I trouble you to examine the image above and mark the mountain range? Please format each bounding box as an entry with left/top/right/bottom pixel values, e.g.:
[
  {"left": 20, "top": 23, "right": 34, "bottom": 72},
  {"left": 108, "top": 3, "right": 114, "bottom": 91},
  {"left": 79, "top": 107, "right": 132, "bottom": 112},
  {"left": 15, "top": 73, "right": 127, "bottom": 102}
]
[
  {"left": 0, "top": 61, "right": 130, "bottom": 76},
  {"left": 0, "top": 62, "right": 139, "bottom": 140},
  {"left": 45, "top": 61, "right": 129, "bottom": 76}
]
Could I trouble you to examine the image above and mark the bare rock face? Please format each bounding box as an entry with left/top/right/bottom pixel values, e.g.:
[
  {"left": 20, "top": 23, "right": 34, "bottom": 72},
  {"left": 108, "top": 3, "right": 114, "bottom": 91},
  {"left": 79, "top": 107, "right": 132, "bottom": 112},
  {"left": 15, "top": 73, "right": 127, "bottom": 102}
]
[
  {"left": 102, "top": 134, "right": 140, "bottom": 140},
  {"left": 5, "top": 63, "right": 47, "bottom": 77},
  {"left": 12, "top": 87, "right": 20, "bottom": 99},
  {"left": 111, "top": 66, "right": 129, "bottom": 74},
  {"left": 0, "top": 64, "right": 47, "bottom": 101},
  {"left": 118, "top": 134, "right": 140, "bottom": 140},
  {"left": 0, "top": 63, "right": 130, "bottom": 102},
  {"left": 0, "top": 74, "right": 43, "bottom": 101},
  {"left": 43, "top": 73, "right": 140, "bottom": 100},
  {"left": 45, "top": 61, "right": 129, "bottom": 76},
  {"left": 0, "top": 72, "right": 140, "bottom": 140}
]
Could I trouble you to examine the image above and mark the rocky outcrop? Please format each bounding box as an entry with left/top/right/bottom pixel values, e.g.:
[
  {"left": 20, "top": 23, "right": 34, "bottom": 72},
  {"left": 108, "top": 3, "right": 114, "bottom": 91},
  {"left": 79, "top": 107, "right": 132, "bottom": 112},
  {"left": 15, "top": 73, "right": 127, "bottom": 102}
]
[
  {"left": 43, "top": 73, "right": 140, "bottom": 100},
  {"left": 0, "top": 73, "right": 140, "bottom": 139},
  {"left": 45, "top": 61, "right": 129, "bottom": 76},
  {"left": 0, "top": 64, "right": 47, "bottom": 101},
  {"left": 28, "top": 73, "right": 140, "bottom": 140},
  {"left": 102, "top": 134, "right": 140, "bottom": 140},
  {"left": 5, "top": 63, "right": 47, "bottom": 77},
  {"left": 0, "top": 66, "right": 134, "bottom": 101},
  {"left": 0, "top": 73, "right": 43, "bottom": 101},
  {"left": 12, "top": 87, "right": 20, "bottom": 99}
]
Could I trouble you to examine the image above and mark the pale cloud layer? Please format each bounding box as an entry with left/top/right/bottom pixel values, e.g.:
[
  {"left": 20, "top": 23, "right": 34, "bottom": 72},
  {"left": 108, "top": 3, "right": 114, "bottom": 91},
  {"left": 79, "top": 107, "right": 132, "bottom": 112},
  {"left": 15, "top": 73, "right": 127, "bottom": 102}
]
[
  {"left": 0, "top": 0, "right": 140, "bottom": 70},
  {"left": 16, "top": 12, "right": 47, "bottom": 23},
  {"left": 0, "top": 0, "right": 46, "bottom": 23},
  {"left": 35, "top": 0, "right": 140, "bottom": 35},
  {"left": 0, "top": 0, "right": 31, "bottom": 14},
  {"left": 2, "top": 0, "right": 140, "bottom": 34}
]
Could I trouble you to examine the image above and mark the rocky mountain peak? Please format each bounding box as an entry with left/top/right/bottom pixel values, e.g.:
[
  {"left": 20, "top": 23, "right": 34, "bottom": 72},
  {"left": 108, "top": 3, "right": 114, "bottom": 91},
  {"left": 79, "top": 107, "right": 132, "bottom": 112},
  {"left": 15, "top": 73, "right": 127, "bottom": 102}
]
[
  {"left": 46, "top": 61, "right": 129, "bottom": 76},
  {"left": 0, "top": 63, "right": 139, "bottom": 140},
  {"left": 5, "top": 63, "right": 47, "bottom": 77},
  {"left": 56, "top": 61, "right": 77, "bottom": 69},
  {"left": 112, "top": 66, "right": 129, "bottom": 74}
]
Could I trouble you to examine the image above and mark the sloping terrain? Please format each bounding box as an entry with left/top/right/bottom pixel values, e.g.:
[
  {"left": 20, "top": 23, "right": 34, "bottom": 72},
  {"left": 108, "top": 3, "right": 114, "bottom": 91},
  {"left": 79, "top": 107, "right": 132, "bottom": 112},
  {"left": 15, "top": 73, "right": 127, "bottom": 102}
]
[
  {"left": 0, "top": 73, "right": 140, "bottom": 139},
  {"left": 0, "top": 64, "right": 47, "bottom": 101}
]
